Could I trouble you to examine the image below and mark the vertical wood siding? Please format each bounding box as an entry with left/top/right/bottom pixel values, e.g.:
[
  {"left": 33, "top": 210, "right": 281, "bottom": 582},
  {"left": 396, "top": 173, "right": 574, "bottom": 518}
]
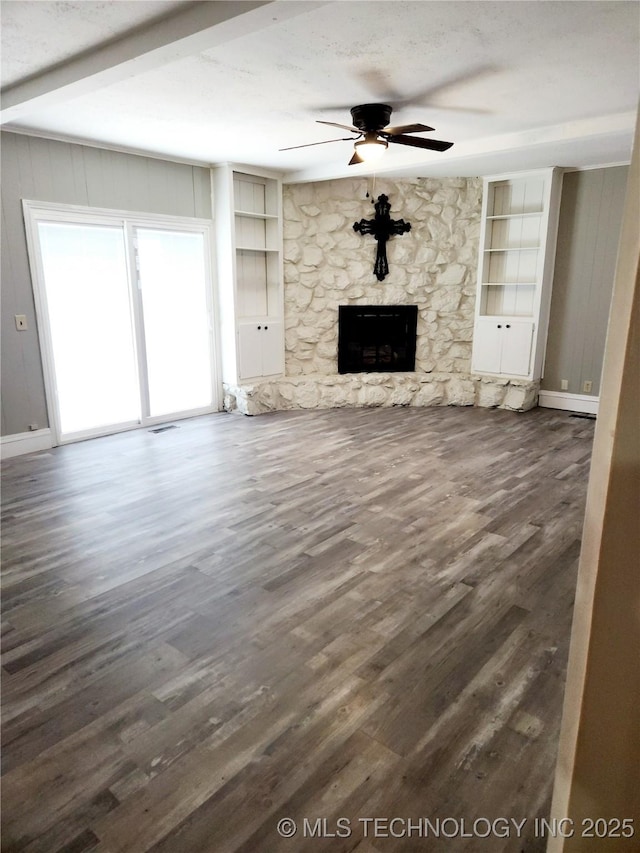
[
  {"left": 541, "top": 167, "right": 628, "bottom": 396},
  {"left": 1, "top": 132, "right": 212, "bottom": 437}
]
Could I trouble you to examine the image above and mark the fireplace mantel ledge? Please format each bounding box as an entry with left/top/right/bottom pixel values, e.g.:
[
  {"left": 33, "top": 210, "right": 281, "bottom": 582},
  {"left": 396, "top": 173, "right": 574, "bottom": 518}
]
[{"left": 223, "top": 373, "right": 540, "bottom": 416}]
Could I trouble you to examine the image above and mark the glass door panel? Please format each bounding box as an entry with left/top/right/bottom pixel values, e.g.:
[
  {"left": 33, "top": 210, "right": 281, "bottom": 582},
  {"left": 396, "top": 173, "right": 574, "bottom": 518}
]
[
  {"left": 37, "top": 222, "right": 140, "bottom": 437},
  {"left": 135, "top": 228, "right": 213, "bottom": 418}
]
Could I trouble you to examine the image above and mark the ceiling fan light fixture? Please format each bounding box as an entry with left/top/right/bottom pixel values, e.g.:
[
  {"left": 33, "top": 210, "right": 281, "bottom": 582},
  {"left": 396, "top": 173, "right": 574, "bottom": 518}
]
[
  {"left": 354, "top": 136, "right": 388, "bottom": 163},
  {"left": 284, "top": 104, "right": 453, "bottom": 166}
]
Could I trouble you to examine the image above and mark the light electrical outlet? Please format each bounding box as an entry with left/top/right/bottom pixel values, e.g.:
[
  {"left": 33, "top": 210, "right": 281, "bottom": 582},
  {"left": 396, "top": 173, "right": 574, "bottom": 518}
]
[
  {"left": 583, "top": 380, "right": 593, "bottom": 394},
  {"left": 15, "top": 314, "right": 28, "bottom": 331},
  {"left": 560, "top": 379, "right": 569, "bottom": 390}
]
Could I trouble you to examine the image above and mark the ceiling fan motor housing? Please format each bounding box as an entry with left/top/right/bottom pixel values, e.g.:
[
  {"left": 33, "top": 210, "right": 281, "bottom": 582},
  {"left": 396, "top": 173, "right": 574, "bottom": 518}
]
[
  {"left": 350, "top": 104, "right": 393, "bottom": 132},
  {"left": 282, "top": 102, "right": 452, "bottom": 163}
]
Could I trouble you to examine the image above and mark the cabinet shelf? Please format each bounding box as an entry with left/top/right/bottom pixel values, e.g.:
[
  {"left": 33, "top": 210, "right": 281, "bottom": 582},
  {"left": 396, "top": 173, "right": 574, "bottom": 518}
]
[
  {"left": 486, "top": 212, "right": 543, "bottom": 220},
  {"left": 236, "top": 245, "right": 280, "bottom": 253},
  {"left": 235, "top": 210, "right": 278, "bottom": 220},
  {"left": 482, "top": 281, "right": 537, "bottom": 287},
  {"left": 234, "top": 201, "right": 278, "bottom": 257},
  {"left": 481, "top": 310, "right": 534, "bottom": 318},
  {"left": 484, "top": 246, "right": 540, "bottom": 253},
  {"left": 480, "top": 283, "right": 535, "bottom": 317},
  {"left": 481, "top": 313, "right": 535, "bottom": 321}
]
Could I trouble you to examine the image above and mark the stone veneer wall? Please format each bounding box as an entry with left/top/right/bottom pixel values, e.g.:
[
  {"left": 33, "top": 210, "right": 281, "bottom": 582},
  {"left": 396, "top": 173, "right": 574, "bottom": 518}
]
[
  {"left": 223, "top": 176, "right": 539, "bottom": 415},
  {"left": 283, "top": 176, "right": 481, "bottom": 375}
]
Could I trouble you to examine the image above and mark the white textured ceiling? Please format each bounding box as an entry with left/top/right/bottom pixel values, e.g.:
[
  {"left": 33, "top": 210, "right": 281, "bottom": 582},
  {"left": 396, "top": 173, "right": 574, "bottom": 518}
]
[
  {"left": 1, "top": 0, "right": 639, "bottom": 182},
  {"left": 0, "top": 1, "right": 187, "bottom": 87}
]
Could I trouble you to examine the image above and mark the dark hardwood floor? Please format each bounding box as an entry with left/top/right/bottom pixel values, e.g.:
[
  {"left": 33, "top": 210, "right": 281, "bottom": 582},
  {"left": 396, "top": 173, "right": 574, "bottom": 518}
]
[{"left": 1, "top": 405, "right": 595, "bottom": 853}]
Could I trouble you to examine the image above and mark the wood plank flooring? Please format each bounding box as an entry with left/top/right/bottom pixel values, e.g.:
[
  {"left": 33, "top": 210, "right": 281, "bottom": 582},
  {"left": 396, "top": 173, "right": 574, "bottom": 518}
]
[{"left": 1, "top": 405, "right": 595, "bottom": 853}]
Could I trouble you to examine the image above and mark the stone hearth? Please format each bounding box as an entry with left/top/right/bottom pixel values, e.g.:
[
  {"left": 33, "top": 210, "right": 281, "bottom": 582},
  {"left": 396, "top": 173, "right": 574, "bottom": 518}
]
[{"left": 224, "top": 374, "right": 539, "bottom": 416}]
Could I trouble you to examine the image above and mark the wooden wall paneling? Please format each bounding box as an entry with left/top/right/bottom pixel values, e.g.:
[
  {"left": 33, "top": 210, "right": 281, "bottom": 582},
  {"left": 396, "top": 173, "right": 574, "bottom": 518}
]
[
  {"left": 0, "top": 132, "right": 213, "bottom": 438},
  {"left": 1, "top": 136, "right": 50, "bottom": 435},
  {"left": 25, "top": 136, "right": 55, "bottom": 201},
  {"left": 585, "top": 167, "right": 630, "bottom": 395},
  {"left": 82, "top": 147, "right": 111, "bottom": 208},
  {"left": 542, "top": 167, "right": 628, "bottom": 396}
]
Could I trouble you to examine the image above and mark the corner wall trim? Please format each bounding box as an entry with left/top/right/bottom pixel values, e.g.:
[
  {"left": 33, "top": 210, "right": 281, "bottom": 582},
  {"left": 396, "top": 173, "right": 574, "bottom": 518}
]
[
  {"left": 538, "top": 390, "right": 599, "bottom": 415},
  {"left": 1, "top": 429, "right": 54, "bottom": 459}
]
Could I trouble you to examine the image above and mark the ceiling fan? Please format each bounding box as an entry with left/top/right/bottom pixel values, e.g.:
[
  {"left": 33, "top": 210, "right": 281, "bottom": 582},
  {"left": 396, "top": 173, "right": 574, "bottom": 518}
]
[{"left": 280, "top": 103, "right": 453, "bottom": 165}]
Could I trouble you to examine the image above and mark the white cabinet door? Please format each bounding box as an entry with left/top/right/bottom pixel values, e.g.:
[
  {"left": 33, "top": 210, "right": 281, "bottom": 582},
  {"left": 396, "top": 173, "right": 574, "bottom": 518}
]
[
  {"left": 261, "top": 321, "right": 284, "bottom": 376},
  {"left": 238, "top": 320, "right": 284, "bottom": 379},
  {"left": 472, "top": 318, "right": 534, "bottom": 376},
  {"left": 472, "top": 318, "right": 503, "bottom": 374},
  {"left": 238, "top": 322, "right": 263, "bottom": 379},
  {"left": 501, "top": 321, "right": 534, "bottom": 376}
]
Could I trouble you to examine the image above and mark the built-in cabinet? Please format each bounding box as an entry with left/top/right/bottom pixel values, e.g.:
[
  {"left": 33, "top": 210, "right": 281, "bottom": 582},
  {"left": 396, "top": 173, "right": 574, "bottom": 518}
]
[
  {"left": 237, "top": 320, "right": 284, "bottom": 378},
  {"left": 472, "top": 317, "right": 535, "bottom": 377},
  {"left": 213, "top": 166, "right": 284, "bottom": 384},
  {"left": 471, "top": 169, "right": 563, "bottom": 380}
]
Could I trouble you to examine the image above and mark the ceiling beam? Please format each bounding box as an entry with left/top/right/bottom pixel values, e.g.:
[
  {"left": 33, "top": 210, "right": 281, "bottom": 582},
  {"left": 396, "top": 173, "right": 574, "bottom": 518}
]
[
  {"left": 283, "top": 112, "right": 637, "bottom": 183},
  {"left": 1, "top": 1, "right": 326, "bottom": 125}
]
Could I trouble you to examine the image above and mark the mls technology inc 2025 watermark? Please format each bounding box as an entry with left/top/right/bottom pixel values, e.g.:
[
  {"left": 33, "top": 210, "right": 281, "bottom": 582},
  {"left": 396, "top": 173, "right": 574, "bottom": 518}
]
[{"left": 276, "top": 815, "right": 635, "bottom": 841}]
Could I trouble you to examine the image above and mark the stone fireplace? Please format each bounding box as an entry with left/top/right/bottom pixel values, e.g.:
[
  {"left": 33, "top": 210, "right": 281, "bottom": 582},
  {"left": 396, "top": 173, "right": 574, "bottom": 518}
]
[{"left": 223, "top": 176, "right": 540, "bottom": 414}]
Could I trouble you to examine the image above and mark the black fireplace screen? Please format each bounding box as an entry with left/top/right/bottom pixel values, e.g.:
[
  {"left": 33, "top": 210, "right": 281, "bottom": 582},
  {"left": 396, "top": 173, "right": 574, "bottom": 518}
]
[{"left": 338, "top": 305, "right": 418, "bottom": 374}]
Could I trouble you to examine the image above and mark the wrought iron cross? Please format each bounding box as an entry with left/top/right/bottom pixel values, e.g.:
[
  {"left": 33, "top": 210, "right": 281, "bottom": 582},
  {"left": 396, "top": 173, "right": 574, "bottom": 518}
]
[{"left": 353, "top": 194, "right": 411, "bottom": 281}]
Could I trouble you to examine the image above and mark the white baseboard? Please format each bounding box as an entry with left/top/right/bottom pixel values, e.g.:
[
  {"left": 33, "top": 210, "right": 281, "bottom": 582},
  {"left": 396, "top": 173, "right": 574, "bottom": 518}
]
[
  {"left": 538, "top": 390, "right": 599, "bottom": 415},
  {"left": 1, "top": 428, "right": 54, "bottom": 459}
]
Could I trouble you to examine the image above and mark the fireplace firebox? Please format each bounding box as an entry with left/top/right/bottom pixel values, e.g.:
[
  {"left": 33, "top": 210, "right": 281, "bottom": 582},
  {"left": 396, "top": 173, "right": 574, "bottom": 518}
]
[{"left": 338, "top": 305, "right": 418, "bottom": 374}]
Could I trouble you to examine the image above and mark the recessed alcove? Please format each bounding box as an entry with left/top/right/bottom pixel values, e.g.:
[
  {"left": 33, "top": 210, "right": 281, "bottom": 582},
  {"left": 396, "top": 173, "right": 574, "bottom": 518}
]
[{"left": 338, "top": 305, "right": 418, "bottom": 374}]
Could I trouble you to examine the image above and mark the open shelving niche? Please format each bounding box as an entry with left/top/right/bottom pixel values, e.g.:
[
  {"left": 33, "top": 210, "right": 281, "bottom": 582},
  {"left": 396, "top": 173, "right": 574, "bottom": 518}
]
[
  {"left": 213, "top": 166, "right": 284, "bottom": 385},
  {"left": 472, "top": 169, "right": 563, "bottom": 379}
]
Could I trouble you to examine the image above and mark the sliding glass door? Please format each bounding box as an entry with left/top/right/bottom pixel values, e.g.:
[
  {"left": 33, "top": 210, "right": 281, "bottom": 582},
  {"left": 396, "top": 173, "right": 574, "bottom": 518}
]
[
  {"left": 25, "top": 204, "right": 217, "bottom": 444},
  {"left": 135, "top": 228, "right": 212, "bottom": 419},
  {"left": 37, "top": 222, "right": 141, "bottom": 436}
]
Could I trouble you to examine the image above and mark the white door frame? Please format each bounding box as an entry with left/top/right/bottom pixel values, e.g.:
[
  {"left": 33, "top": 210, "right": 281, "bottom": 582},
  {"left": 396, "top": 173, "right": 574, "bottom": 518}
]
[{"left": 23, "top": 199, "right": 221, "bottom": 446}]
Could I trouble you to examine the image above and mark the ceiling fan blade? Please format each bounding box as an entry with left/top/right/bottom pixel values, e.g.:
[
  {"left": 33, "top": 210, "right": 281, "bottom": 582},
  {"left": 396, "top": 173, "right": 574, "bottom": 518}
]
[
  {"left": 353, "top": 68, "right": 404, "bottom": 104},
  {"left": 348, "top": 149, "right": 364, "bottom": 166},
  {"left": 389, "top": 134, "right": 453, "bottom": 152},
  {"left": 352, "top": 65, "right": 497, "bottom": 113},
  {"left": 384, "top": 123, "right": 434, "bottom": 135},
  {"left": 279, "top": 137, "right": 355, "bottom": 151},
  {"left": 317, "top": 119, "right": 358, "bottom": 133}
]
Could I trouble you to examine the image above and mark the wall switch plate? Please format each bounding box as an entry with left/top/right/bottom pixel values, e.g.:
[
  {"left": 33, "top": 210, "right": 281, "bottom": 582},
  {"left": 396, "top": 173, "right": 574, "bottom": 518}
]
[
  {"left": 560, "top": 379, "right": 569, "bottom": 390},
  {"left": 583, "top": 380, "right": 593, "bottom": 393},
  {"left": 15, "top": 314, "right": 28, "bottom": 331}
]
